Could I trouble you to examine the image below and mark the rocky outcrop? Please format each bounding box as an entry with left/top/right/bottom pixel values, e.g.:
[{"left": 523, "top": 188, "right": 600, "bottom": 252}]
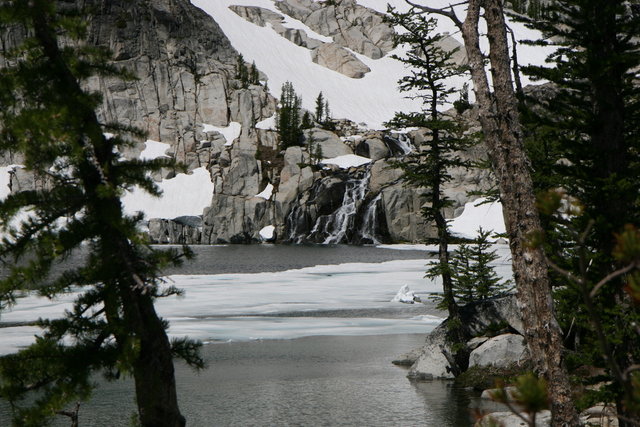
[
  {"left": 71, "top": 0, "right": 277, "bottom": 180},
  {"left": 148, "top": 216, "right": 202, "bottom": 244},
  {"left": 276, "top": 0, "right": 395, "bottom": 59},
  {"left": 1, "top": 0, "right": 496, "bottom": 246},
  {"left": 229, "top": 5, "right": 323, "bottom": 50},
  {"left": 307, "top": 129, "right": 353, "bottom": 158},
  {"left": 406, "top": 296, "right": 524, "bottom": 380},
  {"left": 311, "top": 43, "right": 371, "bottom": 78}
]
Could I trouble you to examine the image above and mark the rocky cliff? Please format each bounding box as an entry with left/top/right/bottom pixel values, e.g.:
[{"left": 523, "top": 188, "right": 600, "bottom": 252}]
[{"left": 1, "top": 0, "right": 496, "bottom": 245}]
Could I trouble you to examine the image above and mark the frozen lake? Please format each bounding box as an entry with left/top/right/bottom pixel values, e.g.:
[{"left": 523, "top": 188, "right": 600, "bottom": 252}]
[
  {"left": 0, "top": 244, "right": 512, "bottom": 426},
  {"left": 0, "top": 244, "right": 458, "bottom": 353}
]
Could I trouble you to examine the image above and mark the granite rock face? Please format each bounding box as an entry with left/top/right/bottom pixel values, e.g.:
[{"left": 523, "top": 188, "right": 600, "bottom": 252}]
[
  {"left": 0, "top": 1, "right": 497, "bottom": 246},
  {"left": 276, "top": 0, "right": 395, "bottom": 59},
  {"left": 469, "top": 334, "right": 528, "bottom": 368}
]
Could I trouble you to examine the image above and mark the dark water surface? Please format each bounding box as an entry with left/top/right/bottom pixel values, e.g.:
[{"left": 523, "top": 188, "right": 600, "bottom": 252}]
[
  {"left": 164, "top": 244, "right": 431, "bottom": 275},
  {"left": 0, "top": 334, "right": 475, "bottom": 426}
]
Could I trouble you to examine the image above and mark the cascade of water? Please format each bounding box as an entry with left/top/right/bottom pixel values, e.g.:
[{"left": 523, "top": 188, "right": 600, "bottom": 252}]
[
  {"left": 308, "top": 170, "right": 370, "bottom": 244},
  {"left": 396, "top": 133, "right": 413, "bottom": 155},
  {"left": 285, "top": 204, "right": 304, "bottom": 244},
  {"left": 359, "top": 193, "right": 383, "bottom": 245},
  {"left": 383, "top": 133, "right": 413, "bottom": 157}
]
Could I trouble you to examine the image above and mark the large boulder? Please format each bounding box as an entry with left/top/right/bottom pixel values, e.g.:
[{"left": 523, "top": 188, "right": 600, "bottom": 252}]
[
  {"left": 407, "top": 323, "right": 455, "bottom": 380},
  {"left": 406, "top": 296, "right": 524, "bottom": 380},
  {"left": 368, "top": 160, "right": 402, "bottom": 194},
  {"left": 307, "top": 129, "right": 353, "bottom": 158},
  {"left": 475, "top": 411, "right": 551, "bottom": 427},
  {"left": 459, "top": 294, "right": 524, "bottom": 336},
  {"left": 311, "top": 43, "right": 371, "bottom": 78},
  {"left": 355, "top": 137, "right": 389, "bottom": 161},
  {"left": 469, "top": 334, "right": 528, "bottom": 368},
  {"left": 380, "top": 183, "right": 433, "bottom": 242}
]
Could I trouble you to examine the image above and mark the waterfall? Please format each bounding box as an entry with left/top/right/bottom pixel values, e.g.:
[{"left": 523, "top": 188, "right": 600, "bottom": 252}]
[
  {"left": 284, "top": 166, "right": 389, "bottom": 245},
  {"left": 383, "top": 133, "right": 413, "bottom": 156},
  {"left": 285, "top": 203, "right": 305, "bottom": 244},
  {"left": 308, "top": 171, "right": 369, "bottom": 244},
  {"left": 359, "top": 193, "right": 383, "bottom": 245},
  {"left": 396, "top": 133, "right": 413, "bottom": 155}
]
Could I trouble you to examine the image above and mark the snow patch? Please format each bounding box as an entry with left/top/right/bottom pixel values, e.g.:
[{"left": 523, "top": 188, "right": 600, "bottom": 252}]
[
  {"left": 391, "top": 284, "right": 420, "bottom": 304},
  {"left": 202, "top": 122, "right": 242, "bottom": 146},
  {"left": 256, "top": 114, "right": 276, "bottom": 130},
  {"left": 122, "top": 167, "right": 214, "bottom": 219},
  {"left": 255, "top": 183, "right": 274, "bottom": 200},
  {"left": 448, "top": 197, "right": 506, "bottom": 240},
  {"left": 322, "top": 154, "right": 371, "bottom": 168},
  {"left": 259, "top": 225, "right": 275, "bottom": 240},
  {"left": 140, "top": 140, "right": 170, "bottom": 160},
  {"left": 192, "top": 0, "right": 553, "bottom": 129}
]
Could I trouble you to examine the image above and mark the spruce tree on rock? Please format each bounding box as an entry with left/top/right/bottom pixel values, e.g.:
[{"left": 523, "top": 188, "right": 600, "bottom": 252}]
[
  {"left": 236, "top": 54, "right": 249, "bottom": 88},
  {"left": 0, "top": 2, "right": 202, "bottom": 426},
  {"left": 301, "top": 111, "right": 313, "bottom": 130},
  {"left": 249, "top": 61, "right": 260, "bottom": 85},
  {"left": 407, "top": 0, "right": 579, "bottom": 423},
  {"left": 384, "top": 7, "right": 476, "bottom": 375}
]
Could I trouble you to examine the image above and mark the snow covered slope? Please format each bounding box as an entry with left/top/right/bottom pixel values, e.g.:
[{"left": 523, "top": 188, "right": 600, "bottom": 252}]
[{"left": 192, "top": 0, "right": 552, "bottom": 130}]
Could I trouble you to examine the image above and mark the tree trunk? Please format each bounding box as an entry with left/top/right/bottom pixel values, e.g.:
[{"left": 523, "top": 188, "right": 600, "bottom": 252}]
[
  {"left": 27, "top": 2, "right": 187, "bottom": 426},
  {"left": 460, "top": 1, "right": 579, "bottom": 424},
  {"left": 128, "top": 291, "right": 186, "bottom": 427}
]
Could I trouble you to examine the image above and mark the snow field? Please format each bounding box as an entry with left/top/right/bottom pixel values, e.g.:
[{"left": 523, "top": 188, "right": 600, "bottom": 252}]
[{"left": 192, "top": 0, "right": 553, "bottom": 129}]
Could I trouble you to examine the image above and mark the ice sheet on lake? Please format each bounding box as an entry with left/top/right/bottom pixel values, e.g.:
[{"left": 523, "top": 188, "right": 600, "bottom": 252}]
[{"left": 0, "top": 259, "right": 449, "bottom": 354}]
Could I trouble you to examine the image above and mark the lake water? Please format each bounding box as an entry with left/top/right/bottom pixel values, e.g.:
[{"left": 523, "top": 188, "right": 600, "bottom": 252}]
[{"left": 0, "top": 244, "right": 503, "bottom": 426}]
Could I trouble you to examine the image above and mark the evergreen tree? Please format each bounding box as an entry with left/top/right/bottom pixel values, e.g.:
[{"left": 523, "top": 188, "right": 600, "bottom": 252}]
[
  {"left": 276, "top": 81, "right": 303, "bottom": 149},
  {"left": 322, "top": 99, "right": 335, "bottom": 130},
  {"left": 522, "top": 0, "right": 640, "bottom": 421},
  {"left": 384, "top": 6, "right": 476, "bottom": 375},
  {"left": 235, "top": 54, "right": 249, "bottom": 88},
  {"left": 314, "top": 91, "right": 325, "bottom": 123},
  {"left": 414, "top": 0, "right": 579, "bottom": 421},
  {"left": 449, "top": 228, "right": 512, "bottom": 305},
  {"left": 301, "top": 111, "right": 313, "bottom": 130},
  {"left": 0, "top": 2, "right": 202, "bottom": 425},
  {"left": 249, "top": 61, "right": 260, "bottom": 85},
  {"left": 314, "top": 142, "right": 324, "bottom": 163}
]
